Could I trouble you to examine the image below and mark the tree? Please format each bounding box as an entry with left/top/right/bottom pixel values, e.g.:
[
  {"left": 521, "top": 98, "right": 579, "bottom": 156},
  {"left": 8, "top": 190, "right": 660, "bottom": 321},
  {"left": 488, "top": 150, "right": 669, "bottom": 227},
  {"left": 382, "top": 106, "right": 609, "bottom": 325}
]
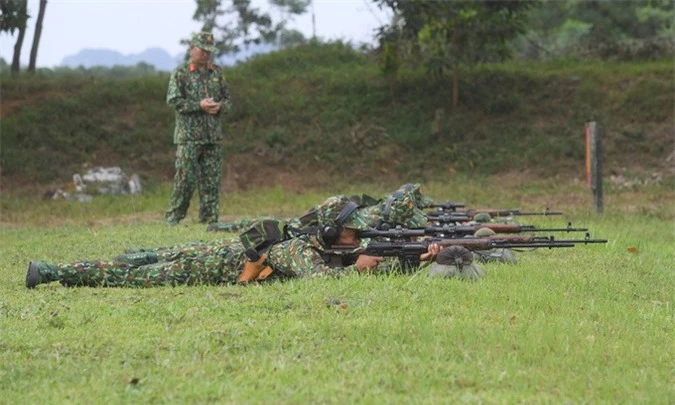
[
  {"left": 190, "top": 0, "right": 310, "bottom": 57},
  {"left": 514, "top": 0, "right": 675, "bottom": 60},
  {"left": 374, "top": 0, "right": 535, "bottom": 106},
  {"left": 278, "top": 28, "right": 306, "bottom": 48},
  {"left": 0, "top": 0, "right": 30, "bottom": 73},
  {"left": 28, "top": 0, "right": 47, "bottom": 73}
]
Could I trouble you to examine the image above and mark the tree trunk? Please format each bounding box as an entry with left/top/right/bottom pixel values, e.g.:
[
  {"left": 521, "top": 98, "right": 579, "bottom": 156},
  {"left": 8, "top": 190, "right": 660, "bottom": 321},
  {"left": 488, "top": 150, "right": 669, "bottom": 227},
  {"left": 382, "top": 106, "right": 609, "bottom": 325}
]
[
  {"left": 11, "top": 25, "right": 26, "bottom": 73},
  {"left": 9, "top": 0, "right": 29, "bottom": 74},
  {"left": 452, "top": 63, "right": 459, "bottom": 107},
  {"left": 28, "top": 0, "right": 47, "bottom": 72}
]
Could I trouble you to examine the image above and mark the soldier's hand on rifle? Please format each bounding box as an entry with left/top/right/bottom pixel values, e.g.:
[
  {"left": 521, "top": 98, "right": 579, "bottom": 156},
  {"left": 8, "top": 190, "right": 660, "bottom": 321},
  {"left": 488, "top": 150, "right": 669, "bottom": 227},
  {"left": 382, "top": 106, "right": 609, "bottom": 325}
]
[
  {"left": 355, "top": 255, "right": 385, "bottom": 273},
  {"left": 420, "top": 243, "right": 441, "bottom": 262}
]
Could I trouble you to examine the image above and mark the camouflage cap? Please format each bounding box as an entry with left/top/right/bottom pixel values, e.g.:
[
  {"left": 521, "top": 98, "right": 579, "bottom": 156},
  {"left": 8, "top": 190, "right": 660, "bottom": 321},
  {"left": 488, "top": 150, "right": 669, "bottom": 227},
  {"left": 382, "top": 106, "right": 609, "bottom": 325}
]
[
  {"left": 397, "top": 183, "right": 434, "bottom": 209},
  {"left": 316, "top": 195, "right": 370, "bottom": 230},
  {"left": 365, "top": 191, "right": 428, "bottom": 228},
  {"left": 191, "top": 32, "right": 216, "bottom": 53},
  {"left": 473, "top": 227, "right": 496, "bottom": 237},
  {"left": 473, "top": 212, "right": 492, "bottom": 223}
]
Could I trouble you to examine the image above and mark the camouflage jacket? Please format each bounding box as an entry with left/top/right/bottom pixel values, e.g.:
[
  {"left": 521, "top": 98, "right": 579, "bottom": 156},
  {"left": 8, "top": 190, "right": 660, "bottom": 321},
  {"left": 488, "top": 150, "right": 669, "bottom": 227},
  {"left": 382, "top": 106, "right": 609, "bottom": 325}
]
[
  {"left": 266, "top": 234, "right": 360, "bottom": 279},
  {"left": 167, "top": 62, "right": 232, "bottom": 144}
]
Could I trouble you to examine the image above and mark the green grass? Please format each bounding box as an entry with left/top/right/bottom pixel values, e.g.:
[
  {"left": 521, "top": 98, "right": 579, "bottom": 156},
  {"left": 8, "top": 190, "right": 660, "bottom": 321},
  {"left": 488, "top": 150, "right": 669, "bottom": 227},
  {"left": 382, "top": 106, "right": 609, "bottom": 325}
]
[{"left": 1, "top": 180, "right": 673, "bottom": 403}]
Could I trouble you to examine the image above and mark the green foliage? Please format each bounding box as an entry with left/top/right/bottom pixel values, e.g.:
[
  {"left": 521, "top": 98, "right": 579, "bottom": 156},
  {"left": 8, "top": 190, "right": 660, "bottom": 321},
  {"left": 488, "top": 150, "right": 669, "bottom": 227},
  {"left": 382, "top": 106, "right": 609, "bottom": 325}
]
[
  {"left": 0, "top": 43, "right": 672, "bottom": 192},
  {"left": 376, "top": 0, "right": 535, "bottom": 76},
  {"left": 0, "top": 74, "right": 173, "bottom": 182},
  {"left": 513, "top": 0, "right": 675, "bottom": 60},
  {"left": 0, "top": 0, "right": 29, "bottom": 34},
  {"left": 192, "top": 0, "right": 310, "bottom": 55}
]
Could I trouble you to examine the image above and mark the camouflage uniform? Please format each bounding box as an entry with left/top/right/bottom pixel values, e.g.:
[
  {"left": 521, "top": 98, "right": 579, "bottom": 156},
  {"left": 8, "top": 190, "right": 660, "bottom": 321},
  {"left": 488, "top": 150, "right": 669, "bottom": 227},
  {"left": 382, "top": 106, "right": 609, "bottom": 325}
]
[
  {"left": 30, "top": 242, "right": 249, "bottom": 288},
  {"left": 122, "top": 237, "right": 239, "bottom": 262},
  {"left": 394, "top": 183, "right": 435, "bottom": 209},
  {"left": 207, "top": 216, "right": 303, "bottom": 233},
  {"left": 165, "top": 32, "right": 232, "bottom": 225},
  {"left": 361, "top": 190, "right": 428, "bottom": 229},
  {"left": 26, "top": 196, "right": 372, "bottom": 288}
]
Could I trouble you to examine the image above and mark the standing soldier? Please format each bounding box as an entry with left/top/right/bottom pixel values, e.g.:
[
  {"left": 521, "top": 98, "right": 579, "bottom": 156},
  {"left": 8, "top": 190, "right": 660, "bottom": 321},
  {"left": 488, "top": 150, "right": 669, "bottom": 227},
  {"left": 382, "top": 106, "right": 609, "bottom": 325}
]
[{"left": 165, "top": 32, "right": 232, "bottom": 226}]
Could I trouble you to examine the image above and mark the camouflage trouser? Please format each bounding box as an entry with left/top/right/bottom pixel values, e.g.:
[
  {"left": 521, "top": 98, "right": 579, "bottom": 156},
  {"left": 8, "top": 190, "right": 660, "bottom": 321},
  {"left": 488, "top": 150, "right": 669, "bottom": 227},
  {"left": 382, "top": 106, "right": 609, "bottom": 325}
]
[
  {"left": 55, "top": 244, "right": 247, "bottom": 288},
  {"left": 166, "top": 142, "right": 224, "bottom": 224},
  {"left": 207, "top": 217, "right": 303, "bottom": 233},
  {"left": 123, "top": 237, "right": 239, "bottom": 261},
  {"left": 207, "top": 217, "right": 280, "bottom": 233}
]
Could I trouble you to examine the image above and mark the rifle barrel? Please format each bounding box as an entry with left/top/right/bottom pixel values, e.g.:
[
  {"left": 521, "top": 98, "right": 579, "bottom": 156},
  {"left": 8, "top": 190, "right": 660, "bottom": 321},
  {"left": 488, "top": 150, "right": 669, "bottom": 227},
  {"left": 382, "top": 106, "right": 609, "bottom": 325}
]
[{"left": 529, "top": 227, "right": 588, "bottom": 232}]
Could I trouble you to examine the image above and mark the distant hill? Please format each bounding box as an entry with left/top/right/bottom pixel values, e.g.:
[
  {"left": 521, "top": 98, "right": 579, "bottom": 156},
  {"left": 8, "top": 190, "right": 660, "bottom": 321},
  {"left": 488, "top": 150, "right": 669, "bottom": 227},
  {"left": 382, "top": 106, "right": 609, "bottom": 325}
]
[
  {"left": 61, "top": 48, "right": 178, "bottom": 71},
  {"left": 60, "top": 43, "right": 279, "bottom": 71}
]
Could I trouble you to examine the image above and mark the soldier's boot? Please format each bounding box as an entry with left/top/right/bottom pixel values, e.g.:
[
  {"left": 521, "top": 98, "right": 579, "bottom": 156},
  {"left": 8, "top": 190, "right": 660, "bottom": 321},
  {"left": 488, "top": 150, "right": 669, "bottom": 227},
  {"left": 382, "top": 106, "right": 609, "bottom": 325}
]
[
  {"left": 26, "top": 261, "right": 59, "bottom": 289},
  {"left": 165, "top": 211, "right": 183, "bottom": 227},
  {"left": 113, "top": 252, "right": 159, "bottom": 267},
  {"left": 199, "top": 216, "right": 218, "bottom": 225}
]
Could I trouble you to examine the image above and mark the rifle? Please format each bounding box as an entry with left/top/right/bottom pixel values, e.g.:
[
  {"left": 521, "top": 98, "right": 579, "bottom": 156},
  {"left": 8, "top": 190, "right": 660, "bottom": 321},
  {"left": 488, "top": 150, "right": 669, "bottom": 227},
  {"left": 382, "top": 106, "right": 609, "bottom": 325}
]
[
  {"left": 426, "top": 201, "right": 465, "bottom": 210},
  {"left": 427, "top": 207, "right": 563, "bottom": 218},
  {"left": 424, "top": 212, "right": 472, "bottom": 223},
  {"left": 324, "top": 234, "right": 607, "bottom": 268},
  {"left": 359, "top": 222, "right": 588, "bottom": 239}
]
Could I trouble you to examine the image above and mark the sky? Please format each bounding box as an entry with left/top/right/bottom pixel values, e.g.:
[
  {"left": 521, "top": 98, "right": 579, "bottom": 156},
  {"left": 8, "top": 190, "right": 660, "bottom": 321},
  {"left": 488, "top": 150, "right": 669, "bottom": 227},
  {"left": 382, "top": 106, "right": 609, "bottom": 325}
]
[{"left": 0, "top": 0, "right": 391, "bottom": 68}]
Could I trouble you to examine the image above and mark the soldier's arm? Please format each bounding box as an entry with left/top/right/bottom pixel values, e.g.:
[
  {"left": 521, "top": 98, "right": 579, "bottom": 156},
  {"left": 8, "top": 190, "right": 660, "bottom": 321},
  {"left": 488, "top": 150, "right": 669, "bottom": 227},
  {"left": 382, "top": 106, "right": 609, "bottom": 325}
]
[
  {"left": 166, "top": 70, "right": 202, "bottom": 114},
  {"left": 267, "top": 240, "right": 360, "bottom": 278}
]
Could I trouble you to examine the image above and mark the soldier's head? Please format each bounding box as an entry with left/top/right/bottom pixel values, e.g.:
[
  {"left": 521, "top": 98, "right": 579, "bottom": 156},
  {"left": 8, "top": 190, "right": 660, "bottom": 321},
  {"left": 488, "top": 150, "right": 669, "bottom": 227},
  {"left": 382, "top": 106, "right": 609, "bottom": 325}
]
[
  {"left": 470, "top": 227, "right": 518, "bottom": 264},
  {"left": 473, "top": 212, "right": 492, "bottom": 224},
  {"left": 190, "top": 32, "right": 216, "bottom": 65},
  {"left": 473, "top": 227, "right": 497, "bottom": 238},
  {"left": 316, "top": 195, "right": 370, "bottom": 247},
  {"left": 427, "top": 246, "right": 485, "bottom": 280},
  {"left": 397, "top": 183, "right": 434, "bottom": 209},
  {"left": 363, "top": 190, "right": 428, "bottom": 229}
]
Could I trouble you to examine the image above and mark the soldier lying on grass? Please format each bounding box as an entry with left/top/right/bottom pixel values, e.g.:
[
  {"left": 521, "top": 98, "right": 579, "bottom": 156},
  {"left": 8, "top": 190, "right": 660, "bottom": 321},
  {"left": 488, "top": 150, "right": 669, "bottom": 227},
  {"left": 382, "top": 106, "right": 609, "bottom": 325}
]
[{"left": 25, "top": 196, "right": 442, "bottom": 289}]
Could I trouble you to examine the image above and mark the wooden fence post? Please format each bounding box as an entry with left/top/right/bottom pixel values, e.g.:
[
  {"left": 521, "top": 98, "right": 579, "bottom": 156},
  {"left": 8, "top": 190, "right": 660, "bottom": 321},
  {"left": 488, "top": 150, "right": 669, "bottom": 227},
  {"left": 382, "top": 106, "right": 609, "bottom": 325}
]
[{"left": 585, "top": 121, "right": 603, "bottom": 213}]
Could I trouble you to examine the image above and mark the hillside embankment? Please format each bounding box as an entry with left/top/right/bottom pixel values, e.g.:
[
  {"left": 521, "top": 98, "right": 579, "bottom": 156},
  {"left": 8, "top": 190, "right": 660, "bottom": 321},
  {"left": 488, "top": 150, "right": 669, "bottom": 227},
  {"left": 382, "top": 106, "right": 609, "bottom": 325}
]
[{"left": 1, "top": 43, "right": 673, "bottom": 196}]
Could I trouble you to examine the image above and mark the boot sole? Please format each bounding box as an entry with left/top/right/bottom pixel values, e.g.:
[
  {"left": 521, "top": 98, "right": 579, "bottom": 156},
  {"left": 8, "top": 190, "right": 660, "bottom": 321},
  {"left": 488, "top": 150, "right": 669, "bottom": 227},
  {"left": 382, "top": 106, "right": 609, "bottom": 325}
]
[{"left": 26, "top": 261, "right": 42, "bottom": 289}]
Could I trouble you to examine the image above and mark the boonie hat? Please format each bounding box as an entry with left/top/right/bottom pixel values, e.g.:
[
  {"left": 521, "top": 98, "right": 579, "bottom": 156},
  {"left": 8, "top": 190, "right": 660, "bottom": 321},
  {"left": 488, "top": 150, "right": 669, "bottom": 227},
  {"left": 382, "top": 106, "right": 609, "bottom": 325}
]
[
  {"left": 364, "top": 191, "right": 428, "bottom": 228},
  {"left": 317, "top": 196, "right": 370, "bottom": 230},
  {"left": 397, "top": 183, "right": 434, "bottom": 209},
  {"left": 472, "top": 212, "right": 492, "bottom": 223},
  {"left": 473, "top": 227, "right": 497, "bottom": 237},
  {"left": 191, "top": 32, "right": 216, "bottom": 53}
]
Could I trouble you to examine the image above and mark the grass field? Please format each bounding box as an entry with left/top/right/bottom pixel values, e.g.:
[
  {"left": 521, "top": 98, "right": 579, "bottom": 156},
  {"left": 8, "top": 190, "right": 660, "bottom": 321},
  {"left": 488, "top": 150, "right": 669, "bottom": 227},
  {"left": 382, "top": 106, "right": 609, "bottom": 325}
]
[{"left": 1, "top": 179, "right": 673, "bottom": 403}]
